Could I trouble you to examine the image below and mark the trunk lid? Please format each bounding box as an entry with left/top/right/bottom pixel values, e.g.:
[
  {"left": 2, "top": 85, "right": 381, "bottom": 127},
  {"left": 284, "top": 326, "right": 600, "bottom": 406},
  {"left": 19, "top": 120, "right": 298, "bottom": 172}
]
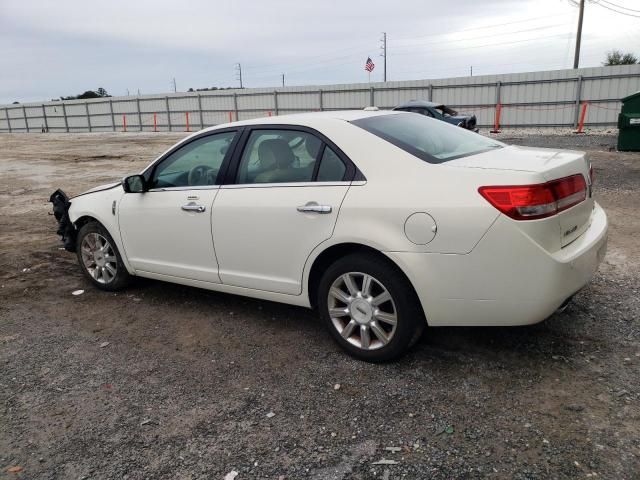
[{"left": 449, "top": 145, "right": 593, "bottom": 248}]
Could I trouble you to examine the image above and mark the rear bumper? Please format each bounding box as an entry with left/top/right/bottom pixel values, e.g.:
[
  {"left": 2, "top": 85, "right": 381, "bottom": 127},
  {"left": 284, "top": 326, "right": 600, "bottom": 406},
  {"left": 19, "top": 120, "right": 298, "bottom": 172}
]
[{"left": 386, "top": 202, "right": 608, "bottom": 326}]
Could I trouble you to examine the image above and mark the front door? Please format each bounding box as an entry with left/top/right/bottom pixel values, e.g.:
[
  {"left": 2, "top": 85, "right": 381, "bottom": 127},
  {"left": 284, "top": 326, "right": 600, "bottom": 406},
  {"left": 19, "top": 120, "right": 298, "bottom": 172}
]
[
  {"left": 212, "top": 128, "right": 352, "bottom": 294},
  {"left": 119, "top": 130, "right": 237, "bottom": 283}
]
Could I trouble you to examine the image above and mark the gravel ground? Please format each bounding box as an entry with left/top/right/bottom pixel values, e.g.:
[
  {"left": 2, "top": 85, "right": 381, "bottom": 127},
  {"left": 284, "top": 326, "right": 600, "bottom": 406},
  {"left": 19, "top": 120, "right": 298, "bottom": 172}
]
[{"left": 0, "top": 132, "right": 639, "bottom": 480}]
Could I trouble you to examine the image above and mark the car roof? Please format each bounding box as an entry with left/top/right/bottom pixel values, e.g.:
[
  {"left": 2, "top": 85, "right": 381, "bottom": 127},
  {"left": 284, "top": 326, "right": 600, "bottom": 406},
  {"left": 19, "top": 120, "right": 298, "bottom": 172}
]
[
  {"left": 393, "top": 100, "right": 442, "bottom": 109},
  {"left": 198, "top": 109, "right": 400, "bottom": 133}
]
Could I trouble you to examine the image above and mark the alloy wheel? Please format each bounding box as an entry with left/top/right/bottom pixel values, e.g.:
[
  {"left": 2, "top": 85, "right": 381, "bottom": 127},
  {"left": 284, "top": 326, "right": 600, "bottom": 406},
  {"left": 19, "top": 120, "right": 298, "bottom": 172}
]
[
  {"left": 327, "top": 272, "right": 398, "bottom": 350},
  {"left": 80, "top": 233, "right": 118, "bottom": 284}
]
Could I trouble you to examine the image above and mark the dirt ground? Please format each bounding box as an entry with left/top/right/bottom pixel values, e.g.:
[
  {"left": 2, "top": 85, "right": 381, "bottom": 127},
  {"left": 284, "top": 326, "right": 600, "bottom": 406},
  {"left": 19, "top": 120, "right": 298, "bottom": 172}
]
[{"left": 1, "top": 131, "right": 639, "bottom": 480}]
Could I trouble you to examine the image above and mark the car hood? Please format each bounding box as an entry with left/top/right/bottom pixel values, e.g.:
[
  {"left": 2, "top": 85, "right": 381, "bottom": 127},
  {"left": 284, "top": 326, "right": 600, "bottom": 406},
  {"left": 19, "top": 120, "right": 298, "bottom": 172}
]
[{"left": 73, "top": 181, "right": 120, "bottom": 198}]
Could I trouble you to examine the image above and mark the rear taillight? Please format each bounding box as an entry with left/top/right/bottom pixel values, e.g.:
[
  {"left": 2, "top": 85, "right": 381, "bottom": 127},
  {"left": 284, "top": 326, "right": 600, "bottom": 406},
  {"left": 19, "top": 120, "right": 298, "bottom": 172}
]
[{"left": 478, "top": 174, "right": 587, "bottom": 220}]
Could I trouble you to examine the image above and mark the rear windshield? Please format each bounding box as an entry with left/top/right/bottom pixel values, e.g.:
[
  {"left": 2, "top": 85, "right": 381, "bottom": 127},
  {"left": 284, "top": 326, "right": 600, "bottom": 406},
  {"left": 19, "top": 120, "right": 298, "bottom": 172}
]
[{"left": 351, "top": 113, "right": 503, "bottom": 163}]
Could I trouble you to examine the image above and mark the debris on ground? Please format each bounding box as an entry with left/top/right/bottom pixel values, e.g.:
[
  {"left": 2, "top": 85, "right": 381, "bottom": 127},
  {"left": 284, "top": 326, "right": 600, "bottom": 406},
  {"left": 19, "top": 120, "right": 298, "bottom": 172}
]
[{"left": 373, "top": 459, "right": 399, "bottom": 465}]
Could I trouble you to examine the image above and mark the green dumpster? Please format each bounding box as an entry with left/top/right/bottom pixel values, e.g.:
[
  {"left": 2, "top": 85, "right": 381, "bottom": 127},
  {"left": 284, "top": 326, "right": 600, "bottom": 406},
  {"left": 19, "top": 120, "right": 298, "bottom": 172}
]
[{"left": 617, "top": 91, "right": 640, "bottom": 151}]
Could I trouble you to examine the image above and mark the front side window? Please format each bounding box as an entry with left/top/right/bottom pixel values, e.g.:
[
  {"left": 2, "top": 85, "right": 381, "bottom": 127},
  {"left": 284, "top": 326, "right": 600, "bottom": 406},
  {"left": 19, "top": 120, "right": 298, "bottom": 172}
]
[
  {"left": 151, "top": 131, "right": 236, "bottom": 188},
  {"left": 352, "top": 113, "right": 503, "bottom": 163},
  {"left": 236, "top": 129, "right": 322, "bottom": 184}
]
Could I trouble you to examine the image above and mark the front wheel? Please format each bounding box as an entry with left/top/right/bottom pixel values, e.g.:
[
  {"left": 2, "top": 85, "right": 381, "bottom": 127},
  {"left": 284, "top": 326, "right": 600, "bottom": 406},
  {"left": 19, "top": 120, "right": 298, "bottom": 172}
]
[
  {"left": 317, "top": 253, "right": 425, "bottom": 362},
  {"left": 76, "top": 222, "right": 132, "bottom": 291}
]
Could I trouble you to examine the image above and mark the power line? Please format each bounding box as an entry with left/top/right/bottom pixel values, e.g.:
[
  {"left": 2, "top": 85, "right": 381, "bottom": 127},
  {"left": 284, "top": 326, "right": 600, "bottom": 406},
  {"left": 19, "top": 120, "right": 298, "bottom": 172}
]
[
  {"left": 241, "top": 17, "right": 572, "bottom": 78},
  {"left": 391, "top": 13, "right": 571, "bottom": 41},
  {"left": 392, "top": 24, "right": 567, "bottom": 50},
  {"left": 245, "top": 24, "right": 569, "bottom": 78},
  {"left": 391, "top": 32, "right": 573, "bottom": 57},
  {"left": 593, "top": 0, "right": 640, "bottom": 17},
  {"left": 598, "top": 0, "right": 640, "bottom": 13}
]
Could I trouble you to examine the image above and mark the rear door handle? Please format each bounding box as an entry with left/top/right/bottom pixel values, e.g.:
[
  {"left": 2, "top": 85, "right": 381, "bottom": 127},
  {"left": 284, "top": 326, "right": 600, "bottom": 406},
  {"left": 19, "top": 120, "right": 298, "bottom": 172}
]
[
  {"left": 181, "top": 203, "right": 206, "bottom": 213},
  {"left": 297, "top": 203, "right": 332, "bottom": 214}
]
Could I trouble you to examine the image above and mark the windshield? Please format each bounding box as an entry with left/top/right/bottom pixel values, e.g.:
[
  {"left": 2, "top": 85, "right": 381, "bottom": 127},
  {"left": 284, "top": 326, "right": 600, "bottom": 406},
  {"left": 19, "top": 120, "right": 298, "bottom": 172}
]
[{"left": 351, "top": 113, "right": 503, "bottom": 163}]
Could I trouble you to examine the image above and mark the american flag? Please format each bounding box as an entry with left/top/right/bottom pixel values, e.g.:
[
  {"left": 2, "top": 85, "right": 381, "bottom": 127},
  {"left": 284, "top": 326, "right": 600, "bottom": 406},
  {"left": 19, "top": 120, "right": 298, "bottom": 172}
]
[{"left": 365, "top": 57, "right": 375, "bottom": 72}]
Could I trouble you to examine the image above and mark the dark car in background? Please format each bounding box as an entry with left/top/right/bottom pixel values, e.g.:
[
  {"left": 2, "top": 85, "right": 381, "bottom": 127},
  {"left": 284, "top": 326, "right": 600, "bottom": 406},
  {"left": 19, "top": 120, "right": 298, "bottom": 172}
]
[{"left": 393, "top": 100, "right": 478, "bottom": 132}]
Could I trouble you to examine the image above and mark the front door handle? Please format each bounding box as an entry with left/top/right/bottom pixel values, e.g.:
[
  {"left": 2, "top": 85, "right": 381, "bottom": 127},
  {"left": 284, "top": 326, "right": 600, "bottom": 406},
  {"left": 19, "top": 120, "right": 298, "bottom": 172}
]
[
  {"left": 297, "top": 203, "right": 332, "bottom": 214},
  {"left": 181, "top": 203, "right": 206, "bottom": 213}
]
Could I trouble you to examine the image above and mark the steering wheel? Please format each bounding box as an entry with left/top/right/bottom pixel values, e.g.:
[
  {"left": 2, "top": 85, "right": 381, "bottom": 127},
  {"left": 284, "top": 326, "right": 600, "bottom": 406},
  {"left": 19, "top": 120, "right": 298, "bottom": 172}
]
[{"left": 188, "top": 165, "right": 216, "bottom": 186}]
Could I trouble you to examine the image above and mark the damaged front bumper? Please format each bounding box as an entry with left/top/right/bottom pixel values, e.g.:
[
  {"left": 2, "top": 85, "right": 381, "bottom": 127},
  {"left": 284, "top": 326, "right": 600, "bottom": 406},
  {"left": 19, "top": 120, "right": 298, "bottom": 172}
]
[{"left": 49, "top": 189, "right": 77, "bottom": 252}]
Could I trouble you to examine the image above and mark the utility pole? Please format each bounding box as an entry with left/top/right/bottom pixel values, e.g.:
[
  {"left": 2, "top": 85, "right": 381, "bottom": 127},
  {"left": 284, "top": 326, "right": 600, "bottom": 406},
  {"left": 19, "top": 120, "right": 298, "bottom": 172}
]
[
  {"left": 282, "top": 74, "right": 285, "bottom": 87},
  {"left": 235, "top": 63, "right": 243, "bottom": 89},
  {"left": 172, "top": 78, "right": 177, "bottom": 93},
  {"left": 380, "top": 32, "right": 387, "bottom": 82},
  {"left": 470, "top": 66, "right": 473, "bottom": 77},
  {"left": 573, "top": 0, "right": 585, "bottom": 69}
]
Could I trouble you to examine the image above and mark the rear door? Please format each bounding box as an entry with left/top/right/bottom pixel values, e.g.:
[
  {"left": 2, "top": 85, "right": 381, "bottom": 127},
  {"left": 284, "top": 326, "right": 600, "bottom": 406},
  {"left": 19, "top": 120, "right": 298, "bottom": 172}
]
[
  {"left": 212, "top": 126, "right": 354, "bottom": 294},
  {"left": 119, "top": 130, "right": 238, "bottom": 282}
]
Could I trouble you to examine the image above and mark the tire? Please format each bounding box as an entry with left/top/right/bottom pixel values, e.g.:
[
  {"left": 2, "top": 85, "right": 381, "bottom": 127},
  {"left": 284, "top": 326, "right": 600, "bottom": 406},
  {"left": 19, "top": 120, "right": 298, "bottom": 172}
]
[
  {"left": 76, "top": 221, "right": 132, "bottom": 291},
  {"left": 317, "top": 253, "right": 425, "bottom": 362}
]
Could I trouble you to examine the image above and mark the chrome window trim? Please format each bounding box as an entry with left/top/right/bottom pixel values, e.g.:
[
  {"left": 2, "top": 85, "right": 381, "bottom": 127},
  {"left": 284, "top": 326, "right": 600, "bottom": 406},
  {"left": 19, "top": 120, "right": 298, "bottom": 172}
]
[
  {"left": 220, "top": 181, "right": 352, "bottom": 190},
  {"left": 147, "top": 185, "right": 221, "bottom": 193}
]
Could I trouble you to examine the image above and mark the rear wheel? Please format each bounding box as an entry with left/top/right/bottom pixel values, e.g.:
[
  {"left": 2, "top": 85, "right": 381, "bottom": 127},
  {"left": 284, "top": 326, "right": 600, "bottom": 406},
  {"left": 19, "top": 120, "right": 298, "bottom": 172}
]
[
  {"left": 317, "top": 253, "right": 425, "bottom": 362},
  {"left": 76, "top": 222, "right": 131, "bottom": 291}
]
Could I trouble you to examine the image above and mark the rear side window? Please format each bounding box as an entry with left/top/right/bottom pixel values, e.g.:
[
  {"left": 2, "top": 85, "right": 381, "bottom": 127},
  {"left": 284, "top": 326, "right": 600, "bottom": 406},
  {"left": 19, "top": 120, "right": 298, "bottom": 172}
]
[
  {"left": 317, "top": 146, "right": 346, "bottom": 182},
  {"left": 236, "top": 130, "right": 322, "bottom": 184},
  {"left": 352, "top": 113, "right": 503, "bottom": 163}
]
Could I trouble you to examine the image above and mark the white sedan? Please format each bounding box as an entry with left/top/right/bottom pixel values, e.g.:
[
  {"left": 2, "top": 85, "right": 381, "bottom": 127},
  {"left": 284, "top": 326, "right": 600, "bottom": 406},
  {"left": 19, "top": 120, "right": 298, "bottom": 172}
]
[{"left": 51, "top": 110, "right": 608, "bottom": 361}]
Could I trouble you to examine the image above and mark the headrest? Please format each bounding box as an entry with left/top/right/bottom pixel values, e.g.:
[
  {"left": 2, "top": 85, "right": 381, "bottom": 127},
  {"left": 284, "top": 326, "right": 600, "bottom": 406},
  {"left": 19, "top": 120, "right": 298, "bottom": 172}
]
[{"left": 258, "top": 139, "right": 295, "bottom": 169}]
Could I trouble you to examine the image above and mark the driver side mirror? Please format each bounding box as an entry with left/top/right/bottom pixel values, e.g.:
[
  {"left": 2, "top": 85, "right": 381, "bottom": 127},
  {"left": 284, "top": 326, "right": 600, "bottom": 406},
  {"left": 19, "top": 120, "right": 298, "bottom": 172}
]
[{"left": 122, "top": 174, "right": 147, "bottom": 193}]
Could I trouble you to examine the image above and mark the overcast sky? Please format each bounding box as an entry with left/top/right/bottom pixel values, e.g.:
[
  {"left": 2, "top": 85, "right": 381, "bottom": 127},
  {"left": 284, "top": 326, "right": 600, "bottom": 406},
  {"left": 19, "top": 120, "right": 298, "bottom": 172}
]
[{"left": 1, "top": 0, "right": 639, "bottom": 104}]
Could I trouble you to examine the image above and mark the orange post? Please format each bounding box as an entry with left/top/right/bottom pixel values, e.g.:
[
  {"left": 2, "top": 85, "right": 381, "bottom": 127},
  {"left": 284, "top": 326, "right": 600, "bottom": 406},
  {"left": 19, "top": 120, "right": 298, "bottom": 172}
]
[
  {"left": 490, "top": 103, "right": 501, "bottom": 133},
  {"left": 267, "top": 111, "right": 272, "bottom": 117},
  {"left": 185, "top": 112, "right": 190, "bottom": 132},
  {"left": 153, "top": 112, "right": 157, "bottom": 132},
  {"left": 228, "top": 111, "right": 232, "bottom": 123},
  {"left": 122, "top": 114, "right": 127, "bottom": 132},
  {"left": 575, "top": 102, "right": 588, "bottom": 134}
]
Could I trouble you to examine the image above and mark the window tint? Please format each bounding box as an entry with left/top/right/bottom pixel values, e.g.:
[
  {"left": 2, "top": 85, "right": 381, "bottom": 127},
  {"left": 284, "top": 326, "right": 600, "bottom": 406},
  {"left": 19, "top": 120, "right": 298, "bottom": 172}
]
[
  {"left": 237, "top": 130, "right": 322, "bottom": 184},
  {"left": 317, "top": 146, "right": 346, "bottom": 181},
  {"left": 352, "top": 113, "right": 503, "bottom": 163},
  {"left": 151, "top": 131, "right": 235, "bottom": 188}
]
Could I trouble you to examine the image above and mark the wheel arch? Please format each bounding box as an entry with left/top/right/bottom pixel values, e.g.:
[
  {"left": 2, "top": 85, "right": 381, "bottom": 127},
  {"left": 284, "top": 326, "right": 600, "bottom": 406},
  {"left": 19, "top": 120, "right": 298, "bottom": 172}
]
[
  {"left": 74, "top": 214, "right": 99, "bottom": 229},
  {"left": 73, "top": 214, "right": 135, "bottom": 275},
  {"left": 307, "top": 242, "right": 427, "bottom": 324}
]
